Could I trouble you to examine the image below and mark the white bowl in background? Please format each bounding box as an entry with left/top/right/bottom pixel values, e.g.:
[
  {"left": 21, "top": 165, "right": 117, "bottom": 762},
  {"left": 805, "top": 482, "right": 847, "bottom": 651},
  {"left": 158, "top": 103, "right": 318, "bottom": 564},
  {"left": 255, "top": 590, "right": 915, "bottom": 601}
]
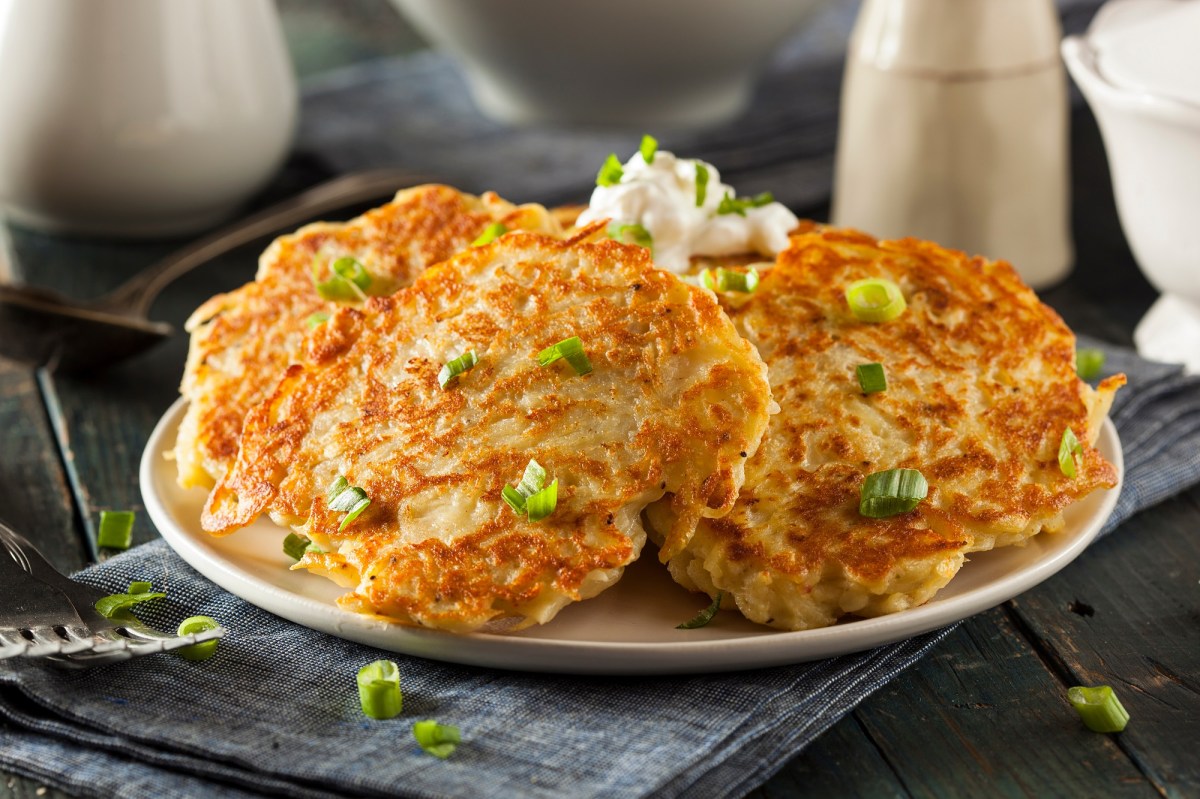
[
  {"left": 389, "top": 0, "right": 830, "bottom": 127},
  {"left": 1062, "top": 0, "right": 1200, "bottom": 372}
]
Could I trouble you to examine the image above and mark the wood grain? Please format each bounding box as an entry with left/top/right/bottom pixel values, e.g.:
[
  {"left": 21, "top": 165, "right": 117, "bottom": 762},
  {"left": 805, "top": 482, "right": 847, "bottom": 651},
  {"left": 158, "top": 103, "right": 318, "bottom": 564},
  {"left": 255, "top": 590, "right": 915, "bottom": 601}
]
[
  {"left": 853, "top": 611, "right": 1156, "bottom": 799},
  {"left": 0, "top": 358, "right": 86, "bottom": 799},
  {"left": 754, "top": 715, "right": 909, "bottom": 799},
  {"left": 1007, "top": 487, "right": 1200, "bottom": 799},
  {"left": 0, "top": 360, "right": 86, "bottom": 573}
]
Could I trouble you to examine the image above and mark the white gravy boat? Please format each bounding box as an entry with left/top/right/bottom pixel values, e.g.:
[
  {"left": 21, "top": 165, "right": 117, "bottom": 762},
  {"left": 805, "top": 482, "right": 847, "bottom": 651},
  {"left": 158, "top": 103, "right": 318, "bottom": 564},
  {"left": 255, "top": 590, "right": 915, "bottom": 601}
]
[{"left": 1062, "top": 0, "right": 1200, "bottom": 372}]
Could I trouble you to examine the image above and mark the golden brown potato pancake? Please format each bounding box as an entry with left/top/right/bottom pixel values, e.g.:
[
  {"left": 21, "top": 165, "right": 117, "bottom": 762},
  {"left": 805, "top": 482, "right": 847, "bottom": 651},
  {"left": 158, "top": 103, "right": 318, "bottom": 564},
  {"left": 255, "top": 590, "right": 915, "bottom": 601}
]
[
  {"left": 648, "top": 227, "right": 1123, "bottom": 631},
  {"left": 201, "top": 227, "right": 774, "bottom": 632},
  {"left": 174, "top": 185, "right": 559, "bottom": 489}
]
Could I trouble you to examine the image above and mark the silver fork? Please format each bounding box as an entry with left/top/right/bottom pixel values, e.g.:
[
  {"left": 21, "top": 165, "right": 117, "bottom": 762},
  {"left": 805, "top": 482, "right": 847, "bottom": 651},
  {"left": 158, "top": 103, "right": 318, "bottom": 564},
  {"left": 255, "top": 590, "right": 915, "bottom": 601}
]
[{"left": 0, "top": 519, "right": 225, "bottom": 666}]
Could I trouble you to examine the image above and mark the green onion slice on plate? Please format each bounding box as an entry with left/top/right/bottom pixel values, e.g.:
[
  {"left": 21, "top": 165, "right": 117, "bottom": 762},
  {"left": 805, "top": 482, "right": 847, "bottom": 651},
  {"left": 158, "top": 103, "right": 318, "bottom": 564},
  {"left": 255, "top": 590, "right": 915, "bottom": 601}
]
[
  {"left": 313, "top": 256, "right": 372, "bottom": 302},
  {"left": 471, "top": 222, "right": 507, "bottom": 247},
  {"left": 358, "top": 659, "right": 403, "bottom": 719},
  {"left": 677, "top": 591, "right": 724, "bottom": 629},
  {"left": 845, "top": 278, "right": 906, "bottom": 323},
  {"left": 413, "top": 720, "right": 460, "bottom": 758},
  {"left": 1068, "top": 685, "right": 1129, "bottom": 733},
  {"left": 716, "top": 191, "right": 774, "bottom": 217},
  {"left": 327, "top": 476, "right": 371, "bottom": 532},
  {"left": 694, "top": 163, "right": 710, "bottom": 207},
  {"left": 97, "top": 510, "right": 135, "bottom": 550},
  {"left": 176, "top": 615, "right": 221, "bottom": 662},
  {"left": 306, "top": 311, "right": 330, "bottom": 329},
  {"left": 538, "top": 336, "right": 593, "bottom": 376},
  {"left": 283, "top": 532, "right": 313, "bottom": 561},
  {"left": 859, "top": 468, "right": 928, "bottom": 518},
  {"left": 856, "top": 363, "right": 887, "bottom": 394},
  {"left": 640, "top": 134, "right": 658, "bottom": 164},
  {"left": 701, "top": 267, "right": 759, "bottom": 294},
  {"left": 501, "top": 459, "right": 559, "bottom": 522},
  {"left": 1076, "top": 348, "right": 1105, "bottom": 381},
  {"left": 596, "top": 154, "right": 624, "bottom": 187},
  {"left": 438, "top": 350, "right": 478, "bottom": 389},
  {"left": 608, "top": 221, "right": 653, "bottom": 251},
  {"left": 1059, "top": 426, "right": 1082, "bottom": 479}
]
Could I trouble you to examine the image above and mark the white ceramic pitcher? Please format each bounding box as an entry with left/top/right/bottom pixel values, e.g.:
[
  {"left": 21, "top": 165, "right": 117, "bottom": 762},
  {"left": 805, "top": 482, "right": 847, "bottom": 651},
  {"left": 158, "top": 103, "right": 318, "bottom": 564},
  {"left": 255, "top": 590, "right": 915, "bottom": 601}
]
[
  {"left": 832, "top": 0, "right": 1072, "bottom": 289},
  {"left": 0, "top": 0, "right": 297, "bottom": 237}
]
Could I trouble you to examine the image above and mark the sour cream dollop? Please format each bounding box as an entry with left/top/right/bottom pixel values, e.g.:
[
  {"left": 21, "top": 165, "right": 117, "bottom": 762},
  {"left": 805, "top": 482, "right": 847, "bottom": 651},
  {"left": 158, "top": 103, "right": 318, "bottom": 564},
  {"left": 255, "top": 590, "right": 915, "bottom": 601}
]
[{"left": 575, "top": 149, "right": 799, "bottom": 273}]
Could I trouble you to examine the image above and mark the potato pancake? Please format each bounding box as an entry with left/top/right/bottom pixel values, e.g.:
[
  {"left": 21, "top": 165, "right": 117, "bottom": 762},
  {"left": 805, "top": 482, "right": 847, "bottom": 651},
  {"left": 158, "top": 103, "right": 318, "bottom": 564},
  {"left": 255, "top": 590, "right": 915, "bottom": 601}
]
[
  {"left": 647, "top": 227, "right": 1123, "bottom": 631},
  {"left": 201, "top": 227, "right": 774, "bottom": 632},
  {"left": 174, "top": 185, "right": 560, "bottom": 489}
]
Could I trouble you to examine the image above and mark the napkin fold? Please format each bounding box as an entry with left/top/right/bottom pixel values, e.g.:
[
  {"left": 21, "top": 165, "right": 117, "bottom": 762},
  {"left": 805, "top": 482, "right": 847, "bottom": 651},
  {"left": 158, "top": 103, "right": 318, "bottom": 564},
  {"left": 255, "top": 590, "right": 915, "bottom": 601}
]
[{"left": 2, "top": 336, "right": 1198, "bottom": 799}]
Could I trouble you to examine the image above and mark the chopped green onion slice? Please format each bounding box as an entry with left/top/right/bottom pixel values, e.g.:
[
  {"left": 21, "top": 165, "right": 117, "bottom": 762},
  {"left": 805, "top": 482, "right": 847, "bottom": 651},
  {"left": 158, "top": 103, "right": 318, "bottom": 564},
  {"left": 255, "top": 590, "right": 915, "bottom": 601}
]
[
  {"left": 695, "top": 163, "right": 709, "bottom": 207},
  {"left": 358, "top": 659, "right": 403, "bottom": 720},
  {"left": 332, "top": 257, "right": 371, "bottom": 289},
  {"left": 97, "top": 510, "right": 135, "bottom": 550},
  {"left": 313, "top": 256, "right": 372, "bottom": 301},
  {"left": 526, "top": 480, "right": 559, "bottom": 522},
  {"left": 438, "top": 350, "right": 478, "bottom": 389},
  {"left": 471, "top": 222, "right": 507, "bottom": 247},
  {"left": 537, "top": 336, "right": 593, "bottom": 376},
  {"left": 607, "top": 221, "right": 653, "bottom": 251},
  {"left": 516, "top": 459, "right": 547, "bottom": 498},
  {"left": 859, "top": 468, "right": 928, "bottom": 518},
  {"left": 677, "top": 591, "right": 724, "bottom": 629},
  {"left": 1058, "top": 426, "right": 1082, "bottom": 479},
  {"left": 502, "top": 459, "right": 558, "bottom": 522},
  {"left": 306, "top": 311, "right": 330, "bottom": 329},
  {"left": 856, "top": 363, "right": 887, "bottom": 394},
  {"left": 501, "top": 485, "right": 527, "bottom": 514},
  {"left": 283, "top": 532, "right": 313, "bottom": 561},
  {"left": 596, "top": 153, "right": 624, "bottom": 187},
  {"left": 716, "top": 191, "right": 774, "bottom": 216},
  {"left": 128, "top": 581, "right": 152, "bottom": 595},
  {"left": 640, "top": 134, "right": 658, "bottom": 164},
  {"left": 1076, "top": 349, "right": 1105, "bottom": 381},
  {"left": 413, "top": 720, "right": 460, "bottom": 758},
  {"left": 1068, "top": 685, "right": 1129, "bottom": 733},
  {"left": 845, "top": 278, "right": 907, "bottom": 323},
  {"left": 327, "top": 476, "right": 349, "bottom": 504},
  {"left": 701, "top": 267, "right": 760, "bottom": 294},
  {"left": 176, "top": 615, "right": 221, "bottom": 662},
  {"left": 94, "top": 590, "right": 166, "bottom": 619},
  {"left": 327, "top": 476, "right": 371, "bottom": 531}
]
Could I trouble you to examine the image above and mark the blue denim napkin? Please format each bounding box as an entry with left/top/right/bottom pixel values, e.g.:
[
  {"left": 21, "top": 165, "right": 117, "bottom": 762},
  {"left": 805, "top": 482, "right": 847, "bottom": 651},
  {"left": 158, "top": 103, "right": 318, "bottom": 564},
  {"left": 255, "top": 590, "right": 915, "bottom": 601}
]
[{"left": 2, "top": 336, "right": 1197, "bottom": 799}]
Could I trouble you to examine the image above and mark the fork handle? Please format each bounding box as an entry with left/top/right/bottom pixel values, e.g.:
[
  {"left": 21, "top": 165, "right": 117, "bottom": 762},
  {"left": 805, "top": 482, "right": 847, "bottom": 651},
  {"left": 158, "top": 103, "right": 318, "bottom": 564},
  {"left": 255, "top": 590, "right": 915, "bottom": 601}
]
[{"left": 99, "top": 168, "right": 434, "bottom": 316}]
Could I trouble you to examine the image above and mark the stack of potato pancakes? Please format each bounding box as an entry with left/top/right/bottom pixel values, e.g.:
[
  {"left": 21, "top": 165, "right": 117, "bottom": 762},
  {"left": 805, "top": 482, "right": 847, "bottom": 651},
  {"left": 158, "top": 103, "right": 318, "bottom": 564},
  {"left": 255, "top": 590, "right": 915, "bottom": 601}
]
[{"left": 179, "top": 184, "right": 1123, "bottom": 633}]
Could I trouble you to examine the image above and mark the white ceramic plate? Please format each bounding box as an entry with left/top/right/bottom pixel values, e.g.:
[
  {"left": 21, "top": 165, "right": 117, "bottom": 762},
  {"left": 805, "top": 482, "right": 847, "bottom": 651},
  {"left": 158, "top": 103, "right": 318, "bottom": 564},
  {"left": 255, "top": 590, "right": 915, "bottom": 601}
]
[{"left": 142, "top": 398, "right": 1122, "bottom": 675}]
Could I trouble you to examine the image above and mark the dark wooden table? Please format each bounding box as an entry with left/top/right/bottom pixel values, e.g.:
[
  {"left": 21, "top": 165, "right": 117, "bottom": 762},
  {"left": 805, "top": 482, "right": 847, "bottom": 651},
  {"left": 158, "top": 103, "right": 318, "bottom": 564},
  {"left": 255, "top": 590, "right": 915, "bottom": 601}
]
[{"left": 1, "top": 55, "right": 1197, "bottom": 799}]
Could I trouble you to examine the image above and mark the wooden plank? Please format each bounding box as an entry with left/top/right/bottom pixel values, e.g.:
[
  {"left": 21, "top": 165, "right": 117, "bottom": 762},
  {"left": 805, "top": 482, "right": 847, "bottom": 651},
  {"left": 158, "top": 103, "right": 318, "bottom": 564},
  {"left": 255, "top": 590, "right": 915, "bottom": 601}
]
[
  {"left": 753, "top": 715, "right": 909, "bottom": 799},
  {"left": 0, "top": 359, "right": 88, "bottom": 799},
  {"left": 4, "top": 217, "right": 272, "bottom": 554},
  {"left": 0, "top": 360, "right": 87, "bottom": 573},
  {"left": 1007, "top": 487, "right": 1200, "bottom": 799},
  {"left": 851, "top": 610, "right": 1156, "bottom": 799}
]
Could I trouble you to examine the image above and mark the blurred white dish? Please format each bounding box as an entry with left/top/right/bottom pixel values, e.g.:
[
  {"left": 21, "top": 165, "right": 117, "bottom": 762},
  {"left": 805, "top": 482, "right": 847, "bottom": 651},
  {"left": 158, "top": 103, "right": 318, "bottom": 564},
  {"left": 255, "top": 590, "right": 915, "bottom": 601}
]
[
  {"left": 388, "top": 0, "right": 829, "bottom": 127},
  {"left": 143, "top": 398, "right": 1122, "bottom": 675},
  {"left": 1062, "top": 0, "right": 1200, "bottom": 373},
  {"left": 0, "top": 0, "right": 296, "bottom": 237}
]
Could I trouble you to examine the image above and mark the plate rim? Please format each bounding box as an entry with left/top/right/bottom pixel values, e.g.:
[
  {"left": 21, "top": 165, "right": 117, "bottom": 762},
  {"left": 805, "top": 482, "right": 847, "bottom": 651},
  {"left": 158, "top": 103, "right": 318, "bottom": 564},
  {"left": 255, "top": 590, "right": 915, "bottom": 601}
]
[{"left": 142, "top": 397, "right": 1123, "bottom": 675}]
